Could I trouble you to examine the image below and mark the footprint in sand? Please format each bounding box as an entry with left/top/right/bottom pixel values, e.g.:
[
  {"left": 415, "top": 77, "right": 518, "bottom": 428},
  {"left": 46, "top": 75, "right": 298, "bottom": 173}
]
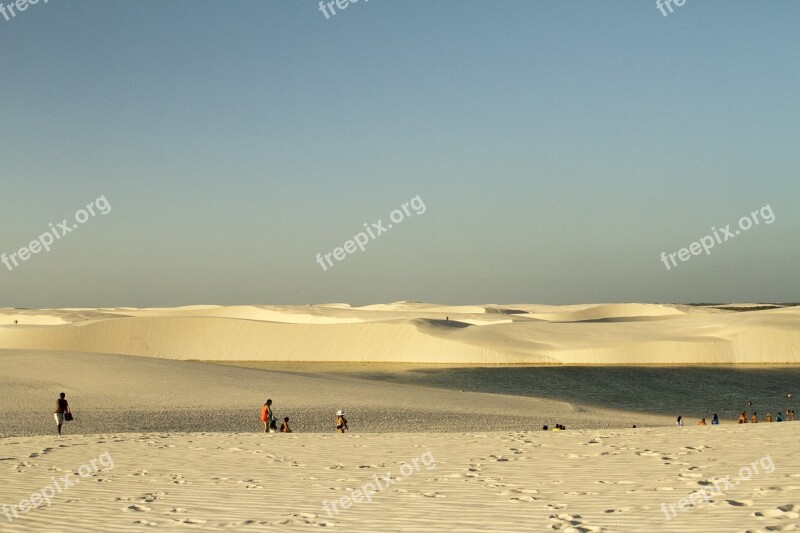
[
  {"left": 220, "top": 520, "right": 270, "bottom": 528},
  {"left": 753, "top": 504, "right": 800, "bottom": 520},
  {"left": 720, "top": 499, "right": 754, "bottom": 507},
  {"left": 276, "top": 512, "right": 332, "bottom": 527},
  {"left": 423, "top": 492, "right": 446, "bottom": 498},
  {"left": 138, "top": 492, "right": 167, "bottom": 503},
  {"left": 635, "top": 450, "right": 660, "bottom": 457},
  {"left": 548, "top": 513, "right": 604, "bottom": 532},
  {"left": 132, "top": 520, "right": 158, "bottom": 526},
  {"left": 546, "top": 503, "right": 568, "bottom": 511},
  {"left": 126, "top": 504, "right": 152, "bottom": 512}
]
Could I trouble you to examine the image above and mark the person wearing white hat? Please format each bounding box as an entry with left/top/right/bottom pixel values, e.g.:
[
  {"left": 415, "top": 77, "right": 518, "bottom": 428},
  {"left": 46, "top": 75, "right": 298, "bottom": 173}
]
[{"left": 336, "top": 410, "right": 348, "bottom": 433}]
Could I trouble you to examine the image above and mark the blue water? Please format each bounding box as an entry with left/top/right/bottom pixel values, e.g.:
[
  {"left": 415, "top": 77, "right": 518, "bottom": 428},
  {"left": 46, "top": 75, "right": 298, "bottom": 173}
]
[
  {"left": 221, "top": 362, "right": 800, "bottom": 421},
  {"left": 351, "top": 366, "right": 800, "bottom": 421}
]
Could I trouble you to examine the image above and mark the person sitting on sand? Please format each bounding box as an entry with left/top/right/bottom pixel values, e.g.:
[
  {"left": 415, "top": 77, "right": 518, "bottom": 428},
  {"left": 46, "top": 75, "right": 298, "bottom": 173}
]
[
  {"left": 788, "top": 409, "right": 796, "bottom": 421},
  {"left": 751, "top": 412, "right": 759, "bottom": 423},
  {"left": 676, "top": 416, "right": 683, "bottom": 427},
  {"left": 712, "top": 414, "right": 720, "bottom": 425},
  {"left": 738, "top": 412, "right": 747, "bottom": 424},
  {"left": 542, "top": 425, "right": 549, "bottom": 431},
  {"left": 54, "top": 392, "right": 71, "bottom": 436},
  {"left": 280, "top": 416, "right": 292, "bottom": 433},
  {"left": 698, "top": 418, "right": 706, "bottom": 426},
  {"left": 776, "top": 412, "right": 784, "bottom": 422},
  {"left": 261, "top": 399, "right": 273, "bottom": 433},
  {"left": 336, "top": 410, "right": 348, "bottom": 433},
  {"left": 766, "top": 413, "right": 773, "bottom": 422}
]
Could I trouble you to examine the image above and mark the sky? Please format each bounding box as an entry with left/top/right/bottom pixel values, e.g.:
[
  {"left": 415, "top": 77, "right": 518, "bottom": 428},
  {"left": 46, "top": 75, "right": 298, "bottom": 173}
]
[{"left": 0, "top": 0, "right": 798, "bottom": 307}]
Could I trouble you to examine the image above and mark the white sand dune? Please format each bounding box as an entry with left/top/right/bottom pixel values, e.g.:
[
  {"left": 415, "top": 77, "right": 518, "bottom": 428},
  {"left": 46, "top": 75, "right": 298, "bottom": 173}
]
[
  {"left": 1, "top": 304, "right": 798, "bottom": 532},
  {"left": 1, "top": 303, "right": 799, "bottom": 364},
  {"left": 1, "top": 425, "right": 798, "bottom": 532},
  {"left": 0, "top": 350, "right": 668, "bottom": 436}
]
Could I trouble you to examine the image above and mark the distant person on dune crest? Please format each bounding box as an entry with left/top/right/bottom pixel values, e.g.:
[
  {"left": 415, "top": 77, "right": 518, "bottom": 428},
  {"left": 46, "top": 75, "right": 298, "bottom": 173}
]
[
  {"left": 712, "top": 414, "right": 720, "bottom": 425},
  {"left": 751, "top": 412, "right": 759, "bottom": 423},
  {"left": 280, "top": 417, "right": 292, "bottom": 433},
  {"left": 738, "top": 412, "right": 747, "bottom": 424},
  {"left": 698, "top": 418, "right": 706, "bottom": 426},
  {"left": 676, "top": 416, "right": 683, "bottom": 427}
]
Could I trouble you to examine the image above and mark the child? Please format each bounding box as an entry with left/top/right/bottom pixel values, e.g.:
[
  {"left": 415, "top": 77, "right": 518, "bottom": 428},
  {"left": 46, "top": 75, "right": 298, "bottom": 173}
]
[
  {"left": 280, "top": 416, "right": 292, "bottom": 433},
  {"left": 336, "top": 410, "right": 348, "bottom": 433}
]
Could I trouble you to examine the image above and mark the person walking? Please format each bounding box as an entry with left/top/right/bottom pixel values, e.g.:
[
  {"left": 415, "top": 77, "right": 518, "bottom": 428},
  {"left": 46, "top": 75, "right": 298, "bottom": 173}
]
[
  {"left": 336, "top": 410, "right": 348, "bottom": 433},
  {"left": 54, "top": 392, "right": 71, "bottom": 436}
]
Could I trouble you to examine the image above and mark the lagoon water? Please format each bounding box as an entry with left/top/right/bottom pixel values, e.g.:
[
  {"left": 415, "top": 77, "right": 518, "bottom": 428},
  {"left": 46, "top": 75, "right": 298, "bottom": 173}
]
[{"left": 219, "top": 362, "right": 800, "bottom": 422}]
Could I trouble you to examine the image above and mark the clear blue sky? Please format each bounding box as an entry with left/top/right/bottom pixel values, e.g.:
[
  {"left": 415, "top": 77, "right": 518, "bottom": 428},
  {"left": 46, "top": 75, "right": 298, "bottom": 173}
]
[{"left": 1, "top": 0, "right": 798, "bottom": 307}]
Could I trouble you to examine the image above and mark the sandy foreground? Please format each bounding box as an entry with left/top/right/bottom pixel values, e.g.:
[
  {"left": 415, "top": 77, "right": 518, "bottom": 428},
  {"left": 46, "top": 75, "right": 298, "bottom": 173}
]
[
  {"left": 0, "top": 426, "right": 798, "bottom": 532},
  {"left": 1, "top": 351, "right": 799, "bottom": 532}
]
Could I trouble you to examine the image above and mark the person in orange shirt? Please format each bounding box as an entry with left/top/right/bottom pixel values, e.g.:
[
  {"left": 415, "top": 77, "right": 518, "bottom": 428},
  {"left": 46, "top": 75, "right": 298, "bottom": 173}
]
[{"left": 261, "top": 399, "right": 273, "bottom": 432}]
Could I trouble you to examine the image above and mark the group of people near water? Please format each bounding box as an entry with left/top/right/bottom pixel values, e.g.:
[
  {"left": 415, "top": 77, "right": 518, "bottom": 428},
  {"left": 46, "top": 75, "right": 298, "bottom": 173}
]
[
  {"left": 676, "top": 396, "right": 797, "bottom": 427},
  {"left": 51, "top": 391, "right": 794, "bottom": 435},
  {"left": 737, "top": 409, "right": 795, "bottom": 423},
  {"left": 260, "top": 399, "right": 348, "bottom": 434}
]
